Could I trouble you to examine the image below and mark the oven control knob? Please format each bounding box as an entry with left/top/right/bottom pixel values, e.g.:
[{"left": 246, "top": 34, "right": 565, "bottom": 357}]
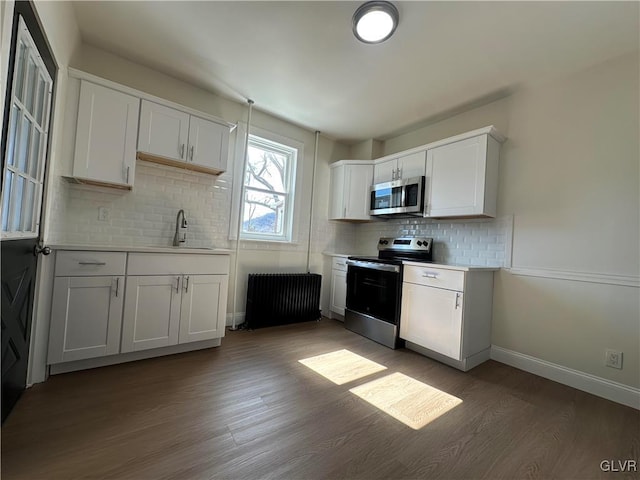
[{"left": 417, "top": 241, "right": 423, "bottom": 246}]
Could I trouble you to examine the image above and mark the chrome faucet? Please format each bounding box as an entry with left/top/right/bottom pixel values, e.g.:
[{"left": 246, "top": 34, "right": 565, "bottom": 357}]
[{"left": 173, "top": 209, "right": 188, "bottom": 247}]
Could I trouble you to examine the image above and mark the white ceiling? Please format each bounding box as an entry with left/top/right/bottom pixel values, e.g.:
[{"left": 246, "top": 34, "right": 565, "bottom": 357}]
[{"left": 72, "top": 1, "right": 638, "bottom": 143}]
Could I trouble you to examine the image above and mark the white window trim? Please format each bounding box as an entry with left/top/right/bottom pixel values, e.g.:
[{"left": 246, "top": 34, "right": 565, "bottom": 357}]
[{"left": 229, "top": 124, "right": 304, "bottom": 244}]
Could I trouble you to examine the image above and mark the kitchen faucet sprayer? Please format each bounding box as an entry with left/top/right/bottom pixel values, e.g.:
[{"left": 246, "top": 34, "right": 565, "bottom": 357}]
[{"left": 173, "top": 209, "right": 188, "bottom": 247}]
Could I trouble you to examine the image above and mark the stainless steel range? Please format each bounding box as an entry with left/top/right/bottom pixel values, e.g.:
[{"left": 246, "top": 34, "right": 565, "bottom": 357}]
[{"left": 345, "top": 237, "right": 433, "bottom": 349}]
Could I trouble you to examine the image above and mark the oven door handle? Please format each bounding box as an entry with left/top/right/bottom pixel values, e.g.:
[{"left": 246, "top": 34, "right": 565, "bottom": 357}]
[{"left": 346, "top": 260, "right": 401, "bottom": 273}]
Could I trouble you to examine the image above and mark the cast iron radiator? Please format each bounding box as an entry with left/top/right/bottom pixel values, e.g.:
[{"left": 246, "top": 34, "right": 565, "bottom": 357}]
[{"left": 244, "top": 273, "right": 322, "bottom": 329}]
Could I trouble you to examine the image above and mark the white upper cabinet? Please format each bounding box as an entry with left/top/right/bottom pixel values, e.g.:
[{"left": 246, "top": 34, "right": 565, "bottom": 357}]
[
  {"left": 187, "top": 116, "right": 230, "bottom": 171},
  {"left": 72, "top": 80, "right": 139, "bottom": 189},
  {"left": 138, "top": 100, "right": 190, "bottom": 161},
  {"left": 373, "top": 150, "right": 426, "bottom": 183},
  {"left": 138, "top": 100, "right": 230, "bottom": 174},
  {"left": 329, "top": 161, "right": 373, "bottom": 221},
  {"left": 426, "top": 133, "right": 501, "bottom": 218},
  {"left": 373, "top": 159, "right": 397, "bottom": 183}
]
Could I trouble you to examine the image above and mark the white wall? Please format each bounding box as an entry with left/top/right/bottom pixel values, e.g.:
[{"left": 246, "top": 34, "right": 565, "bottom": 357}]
[{"left": 370, "top": 52, "right": 639, "bottom": 389}]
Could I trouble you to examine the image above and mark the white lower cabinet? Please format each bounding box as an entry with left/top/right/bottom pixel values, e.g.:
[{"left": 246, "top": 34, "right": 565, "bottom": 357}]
[
  {"left": 121, "top": 275, "right": 182, "bottom": 352},
  {"left": 400, "top": 264, "right": 494, "bottom": 371},
  {"left": 48, "top": 251, "right": 127, "bottom": 364},
  {"left": 121, "top": 253, "right": 230, "bottom": 353},
  {"left": 400, "top": 282, "right": 463, "bottom": 360},
  {"left": 329, "top": 257, "right": 348, "bottom": 318},
  {"left": 179, "top": 274, "right": 228, "bottom": 343},
  {"left": 48, "top": 250, "right": 230, "bottom": 367}
]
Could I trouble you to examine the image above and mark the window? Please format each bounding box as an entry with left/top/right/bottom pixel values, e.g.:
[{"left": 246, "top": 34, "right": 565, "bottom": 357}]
[
  {"left": 1, "top": 17, "right": 53, "bottom": 239},
  {"left": 240, "top": 134, "right": 298, "bottom": 242}
]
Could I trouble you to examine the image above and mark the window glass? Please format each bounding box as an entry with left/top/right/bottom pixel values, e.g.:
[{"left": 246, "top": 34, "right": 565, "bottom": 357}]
[{"left": 240, "top": 135, "right": 297, "bottom": 241}]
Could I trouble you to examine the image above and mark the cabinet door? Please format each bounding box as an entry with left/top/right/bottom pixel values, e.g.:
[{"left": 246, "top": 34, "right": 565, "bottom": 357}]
[
  {"left": 344, "top": 164, "right": 373, "bottom": 220},
  {"left": 426, "top": 135, "right": 488, "bottom": 217},
  {"left": 73, "top": 81, "right": 139, "bottom": 187},
  {"left": 397, "top": 151, "right": 426, "bottom": 179},
  {"left": 122, "top": 275, "right": 182, "bottom": 352},
  {"left": 400, "top": 283, "right": 463, "bottom": 360},
  {"left": 187, "top": 116, "right": 229, "bottom": 172},
  {"left": 48, "top": 276, "right": 123, "bottom": 364},
  {"left": 373, "top": 158, "right": 396, "bottom": 183},
  {"left": 330, "top": 269, "right": 347, "bottom": 316},
  {"left": 328, "top": 164, "right": 346, "bottom": 220},
  {"left": 179, "top": 274, "right": 228, "bottom": 343},
  {"left": 138, "top": 100, "right": 190, "bottom": 161}
]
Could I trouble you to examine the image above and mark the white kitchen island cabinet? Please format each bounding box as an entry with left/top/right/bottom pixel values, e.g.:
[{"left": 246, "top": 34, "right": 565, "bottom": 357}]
[
  {"left": 71, "top": 80, "right": 139, "bottom": 189},
  {"left": 48, "top": 251, "right": 127, "bottom": 364},
  {"left": 425, "top": 131, "right": 503, "bottom": 218},
  {"left": 400, "top": 263, "right": 496, "bottom": 371},
  {"left": 329, "top": 160, "right": 373, "bottom": 221},
  {"left": 138, "top": 100, "right": 230, "bottom": 174}
]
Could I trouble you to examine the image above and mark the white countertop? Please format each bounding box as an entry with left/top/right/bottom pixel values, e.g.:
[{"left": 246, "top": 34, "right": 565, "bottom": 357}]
[
  {"left": 49, "top": 244, "right": 233, "bottom": 255},
  {"left": 403, "top": 260, "right": 499, "bottom": 272},
  {"left": 322, "top": 252, "right": 359, "bottom": 258}
]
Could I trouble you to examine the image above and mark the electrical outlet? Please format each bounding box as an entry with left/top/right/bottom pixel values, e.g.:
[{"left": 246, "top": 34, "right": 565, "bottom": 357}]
[
  {"left": 605, "top": 349, "right": 623, "bottom": 369},
  {"left": 98, "top": 207, "right": 110, "bottom": 222}
]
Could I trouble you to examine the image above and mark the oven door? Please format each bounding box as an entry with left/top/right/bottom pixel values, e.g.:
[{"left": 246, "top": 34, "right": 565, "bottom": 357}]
[{"left": 346, "top": 261, "right": 401, "bottom": 325}]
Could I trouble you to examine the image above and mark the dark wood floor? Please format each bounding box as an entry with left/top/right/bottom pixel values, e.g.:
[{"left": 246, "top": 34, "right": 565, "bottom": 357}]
[{"left": 2, "top": 319, "right": 638, "bottom": 479}]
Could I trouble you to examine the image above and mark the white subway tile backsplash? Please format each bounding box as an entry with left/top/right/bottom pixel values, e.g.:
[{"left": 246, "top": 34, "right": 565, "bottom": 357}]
[{"left": 353, "top": 215, "right": 513, "bottom": 267}]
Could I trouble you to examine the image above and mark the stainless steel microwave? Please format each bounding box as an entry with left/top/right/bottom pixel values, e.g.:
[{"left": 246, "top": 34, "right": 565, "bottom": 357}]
[{"left": 369, "top": 176, "right": 425, "bottom": 217}]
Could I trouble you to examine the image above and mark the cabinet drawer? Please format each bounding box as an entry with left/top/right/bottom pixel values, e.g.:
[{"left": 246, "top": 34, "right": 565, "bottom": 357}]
[
  {"left": 55, "top": 251, "right": 127, "bottom": 277},
  {"left": 403, "top": 265, "right": 465, "bottom": 291},
  {"left": 332, "top": 257, "right": 348, "bottom": 272},
  {"left": 127, "top": 253, "right": 230, "bottom": 275}
]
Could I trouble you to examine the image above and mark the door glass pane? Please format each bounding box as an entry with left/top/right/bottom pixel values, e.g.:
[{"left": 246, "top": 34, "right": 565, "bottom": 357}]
[
  {"left": 25, "top": 56, "right": 37, "bottom": 115},
  {"left": 16, "top": 115, "right": 32, "bottom": 173},
  {"left": 29, "top": 128, "right": 41, "bottom": 178},
  {"left": 35, "top": 74, "right": 47, "bottom": 126},
  {"left": 7, "top": 105, "right": 20, "bottom": 167},
  {"left": 14, "top": 41, "right": 27, "bottom": 102},
  {"left": 2, "top": 171, "right": 13, "bottom": 232},
  {"left": 22, "top": 181, "right": 35, "bottom": 232},
  {"left": 10, "top": 176, "right": 25, "bottom": 231}
]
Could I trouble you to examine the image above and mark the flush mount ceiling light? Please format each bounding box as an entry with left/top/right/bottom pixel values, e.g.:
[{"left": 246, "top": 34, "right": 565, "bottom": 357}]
[{"left": 352, "top": 1, "right": 399, "bottom": 44}]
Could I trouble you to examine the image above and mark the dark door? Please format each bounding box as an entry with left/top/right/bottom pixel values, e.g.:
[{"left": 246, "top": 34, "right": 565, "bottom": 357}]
[{"left": 1, "top": 1, "right": 56, "bottom": 423}]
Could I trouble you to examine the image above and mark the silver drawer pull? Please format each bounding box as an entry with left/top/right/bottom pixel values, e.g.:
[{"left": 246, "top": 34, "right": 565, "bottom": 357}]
[
  {"left": 422, "top": 272, "right": 438, "bottom": 278},
  {"left": 115, "top": 277, "right": 120, "bottom": 297},
  {"left": 184, "top": 275, "right": 190, "bottom": 293},
  {"left": 78, "top": 261, "right": 107, "bottom": 266}
]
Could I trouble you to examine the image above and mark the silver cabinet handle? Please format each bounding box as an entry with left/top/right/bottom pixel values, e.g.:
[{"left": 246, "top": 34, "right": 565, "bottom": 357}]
[
  {"left": 126, "top": 166, "right": 130, "bottom": 183},
  {"left": 175, "top": 276, "right": 180, "bottom": 293},
  {"left": 78, "top": 261, "right": 106, "bottom": 266},
  {"left": 115, "top": 277, "right": 120, "bottom": 297},
  {"left": 184, "top": 275, "right": 190, "bottom": 293},
  {"left": 422, "top": 272, "right": 438, "bottom": 278},
  {"left": 189, "top": 145, "right": 194, "bottom": 161},
  {"left": 455, "top": 292, "right": 461, "bottom": 309},
  {"left": 180, "top": 144, "right": 185, "bottom": 158}
]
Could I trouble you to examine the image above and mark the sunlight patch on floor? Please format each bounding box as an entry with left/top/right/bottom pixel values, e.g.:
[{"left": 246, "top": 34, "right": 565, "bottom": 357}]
[
  {"left": 298, "top": 349, "right": 387, "bottom": 385},
  {"left": 349, "top": 372, "right": 463, "bottom": 430}
]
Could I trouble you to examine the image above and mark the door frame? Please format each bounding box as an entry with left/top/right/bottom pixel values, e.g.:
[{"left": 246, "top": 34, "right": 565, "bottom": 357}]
[{"left": 1, "top": 0, "right": 60, "bottom": 386}]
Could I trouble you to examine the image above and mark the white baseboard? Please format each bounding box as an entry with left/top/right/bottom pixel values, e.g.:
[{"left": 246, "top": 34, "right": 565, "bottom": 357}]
[
  {"left": 226, "top": 312, "right": 245, "bottom": 327},
  {"left": 491, "top": 345, "right": 640, "bottom": 410}
]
